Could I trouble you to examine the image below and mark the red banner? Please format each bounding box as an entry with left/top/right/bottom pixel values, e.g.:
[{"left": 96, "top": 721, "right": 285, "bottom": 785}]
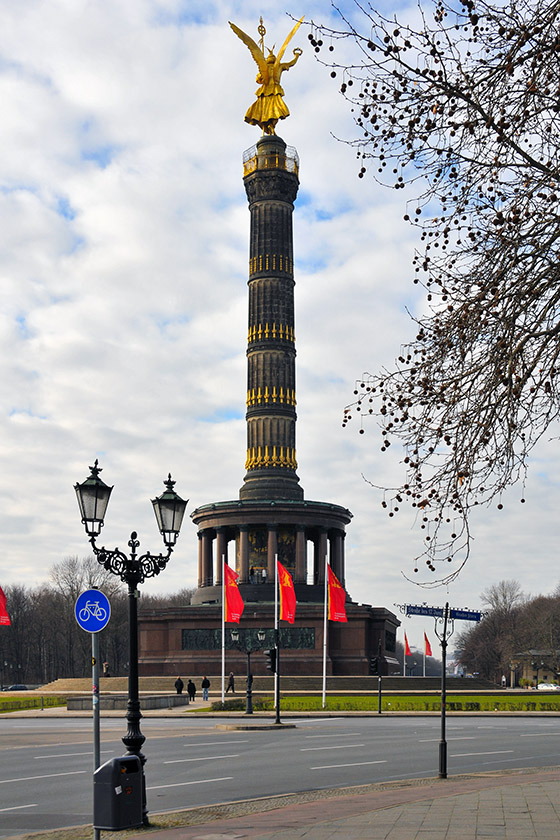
[
  {"left": 278, "top": 560, "right": 296, "bottom": 624},
  {"left": 223, "top": 563, "right": 244, "bottom": 623},
  {"left": 424, "top": 632, "right": 433, "bottom": 657},
  {"left": 0, "top": 586, "right": 11, "bottom": 626},
  {"left": 327, "top": 566, "right": 347, "bottom": 622},
  {"left": 404, "top": 632, "right": 411, "bottom": 656}
]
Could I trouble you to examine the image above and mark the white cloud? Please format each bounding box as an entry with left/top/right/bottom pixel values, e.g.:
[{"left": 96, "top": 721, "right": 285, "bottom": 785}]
[{"left": 1, "top": 0, "right": 558, "bottom": 656}]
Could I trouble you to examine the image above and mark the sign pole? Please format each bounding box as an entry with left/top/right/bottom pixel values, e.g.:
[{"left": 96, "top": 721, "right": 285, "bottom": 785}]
[
  {"left": 74, "top": 588, "right": 111, "bottom": 840},
  {"left": 395, "top": 601, "right": 476, "bottom": 780},
  {"left": 438, "top": 602, "right": 449, "bottom": 779},
  {"left": 92, "top": 632, "right": 100, "bottom": 840}
]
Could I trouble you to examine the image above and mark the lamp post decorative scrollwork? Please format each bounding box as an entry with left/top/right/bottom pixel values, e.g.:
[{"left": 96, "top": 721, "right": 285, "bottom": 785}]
[{"left": 75, "top": 460, "right": 187, "bottom": 825}]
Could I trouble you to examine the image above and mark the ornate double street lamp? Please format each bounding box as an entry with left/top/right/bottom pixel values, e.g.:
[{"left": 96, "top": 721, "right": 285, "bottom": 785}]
[
  {"left": 229, "top": 628, "right": 266, "bottom": 714},
  {"left": 75, "top": 460, "right": 187, "bottom": 825}
]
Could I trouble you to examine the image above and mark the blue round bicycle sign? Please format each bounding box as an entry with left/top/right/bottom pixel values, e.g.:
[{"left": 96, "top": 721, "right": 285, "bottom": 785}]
[{"left": 75, "top": 589, "right": 111, "bottom": 633}]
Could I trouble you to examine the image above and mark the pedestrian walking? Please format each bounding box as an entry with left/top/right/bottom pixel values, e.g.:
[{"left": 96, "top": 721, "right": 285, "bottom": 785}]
[
  {"left": 187, "top": 679, "right": 196, "bottom": 701},
  {"left": 174, "top": 676, "right": 184, "bottom": 695},
  {"left": 226, "top": 671, "right": 235, "bottom": 694},
  {"left": 201, "top": 675, "right": 210, "bottom": 701}
]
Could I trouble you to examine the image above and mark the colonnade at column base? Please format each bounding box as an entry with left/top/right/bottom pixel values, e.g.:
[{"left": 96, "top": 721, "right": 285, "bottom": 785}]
[{"left": 190, "top": 497, "right": 353, "bottom": 605}]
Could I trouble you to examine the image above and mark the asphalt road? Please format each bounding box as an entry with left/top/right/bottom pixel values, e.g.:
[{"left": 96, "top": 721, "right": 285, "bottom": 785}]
[{"left": 1, "top": 715, "right": 560, "bottom": 837}]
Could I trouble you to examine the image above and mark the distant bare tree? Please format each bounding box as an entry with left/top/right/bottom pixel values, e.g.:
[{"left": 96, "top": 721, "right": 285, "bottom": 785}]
[
  {"left": 47, "top": 556, "right": 123, "bottom": 678},
  {"left": 0, "top": 585, "right": 33, "bottom": 686},
  {"left": 481, "top": 580, "right": 525, "bottom": 612},
  {"left": 50, "top": 555, "right": 121, "bottom": 601},
  {"left": 138, "top": 588, "right": 195, "bottom": 611},
  {"left": 312, "top": 0, "right": 560, "bottom": 584},
  {"left": 459, "top": 582, "right": 560, "bottom": 679},
  {"left": 0, "top": 562, "right": 195, "bottom": 684},
  {"left": 517, "top": 594, "right": 560, "bottom": 651}
]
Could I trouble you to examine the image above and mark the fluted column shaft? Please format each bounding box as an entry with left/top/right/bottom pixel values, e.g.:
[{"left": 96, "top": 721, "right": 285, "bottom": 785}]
[{"left": 240, "top": 136, "right": 303, "bottom": 502}]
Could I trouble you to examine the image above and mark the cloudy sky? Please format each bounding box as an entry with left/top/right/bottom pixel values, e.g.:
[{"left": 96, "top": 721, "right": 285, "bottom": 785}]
[{"left": 1, "top": 0, "right": 558, "bottom": 656}]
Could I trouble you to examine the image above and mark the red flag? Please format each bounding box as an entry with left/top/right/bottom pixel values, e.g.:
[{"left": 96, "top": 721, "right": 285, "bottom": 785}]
[
  {"left": 277, "top": 560, "right": 296, "bottom": 624},
  {"left": 223, "top": 563, "right": 244, "bottom": 623},
  {"left": 0, "top": 586, "right": 11, "bottom": 626},
  {"left": 404, "top": 632, "right": 411, "bottom": 656},
  {"left": 424, "top": 632, "right": 433, "bottom": 657},
  {"left": 327, "top": 565, "right": 347, "bottom": 622}
]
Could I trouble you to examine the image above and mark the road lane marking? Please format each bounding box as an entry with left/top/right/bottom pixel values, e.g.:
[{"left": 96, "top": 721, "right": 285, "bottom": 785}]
[
  {"left": 164, "top": 754, "right": 239, "bottom": 764},
  {"left": 304, "top": 733, "right": 360, "bottom": 739},
  {"left": 452, "top": 750, "right": 514, "bottom": 757},
  {"left": 520, "top": 732, "right": 560, "bottom": 737},
  {"left": 35, "top": 750, "right": 113, "bottom": 759},
  {"left": 4, "top": 739, "right": 121, "bottom": 752},
  {"left": 301, "top": 744, "right": 365, "bottom": 752},
  {"left": 182, "top": 740, "right": 249, "bottom": 747},
  {"left": 419, "top": 737, "right": 475, "bottom": 742},
  {"left": 0, "top": 804, "right": 38, "bottom": 813},
  {"left": 311, "top": 760, "right": 387, "bottom": 770},
  {"left": 0, "top": 771, "right": 87, "bottom": 784},
  {"left": 148, "top": 777, "right": 233, "bottom": 790}
]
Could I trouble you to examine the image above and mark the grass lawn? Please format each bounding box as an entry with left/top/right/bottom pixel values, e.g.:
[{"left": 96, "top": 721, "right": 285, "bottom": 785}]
[
  {"left": 0, "top": 695, "right": 67, "bottom": 713},
  {"left": 211, "top": 693, "right": 560, "bottom": 713}
]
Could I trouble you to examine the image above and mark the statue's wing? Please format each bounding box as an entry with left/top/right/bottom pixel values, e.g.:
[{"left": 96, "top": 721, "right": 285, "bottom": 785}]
[
  {"left": 276, "top": 16, "right": 304, "bottom": 64},
  {"left": 229, "top": 21, "right": 268, "bottom": 76}
]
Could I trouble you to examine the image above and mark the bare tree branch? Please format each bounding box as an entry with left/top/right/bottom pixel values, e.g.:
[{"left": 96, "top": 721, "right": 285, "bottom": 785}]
[{"left": 311, "top": 0, "right": 560, "bottom": 583}]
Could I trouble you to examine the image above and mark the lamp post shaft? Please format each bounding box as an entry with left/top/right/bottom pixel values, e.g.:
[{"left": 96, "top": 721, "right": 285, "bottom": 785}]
[
  {"left": 246, "top": 651, "right": 253, "bottom": 715},
  {"left": 122, "top": 581, "right": 148, "bottom": 824},
  {"left": 274, "top": 629, "right": 280, "bottom": 725}
]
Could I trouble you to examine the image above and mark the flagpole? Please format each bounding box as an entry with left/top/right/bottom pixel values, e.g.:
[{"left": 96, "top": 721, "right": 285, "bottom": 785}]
[
  {"left": 403, "top": 632, "right": 406, "bottom": 678},
  {"left": 274, "top": 553, "right": 278, "bottom": 711},
  {"left": 221, "top": 556, "right": 225, "bottom": 704},
  {"left": 423, "top": 631, "right": 426, "bottom": 677},
  {"left": 322, "top": 554, "right": 328, "bottom": 709}
]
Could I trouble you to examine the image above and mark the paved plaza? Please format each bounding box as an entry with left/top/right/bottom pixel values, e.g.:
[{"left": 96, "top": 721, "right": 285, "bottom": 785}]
[{"left": 121, "top": 768, "right": 560, "bottom": 840}]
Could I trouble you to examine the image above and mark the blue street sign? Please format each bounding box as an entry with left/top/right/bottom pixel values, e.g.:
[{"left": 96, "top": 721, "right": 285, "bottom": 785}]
[
  {"left": 75, "top": 589, "right": 111, "bottom": 633},
  {"left": 406, "top": 605, "right": 444, "bottom": 617},
  {"left": 405, "top": 604, "right": 482, "bottom": 622},
  {"left": 450, "top": 609, "right": 482, "bottom": 622}
]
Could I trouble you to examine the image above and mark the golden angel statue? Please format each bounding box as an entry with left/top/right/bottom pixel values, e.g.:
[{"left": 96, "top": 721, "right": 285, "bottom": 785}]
[{"left": 229, "top": 17, "right": 304, "bottom": 135}]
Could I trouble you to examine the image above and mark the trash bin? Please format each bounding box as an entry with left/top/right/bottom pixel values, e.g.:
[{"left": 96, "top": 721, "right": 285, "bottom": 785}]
[{"left": 93, "top": 756, "right": 143, "bottom": 830}]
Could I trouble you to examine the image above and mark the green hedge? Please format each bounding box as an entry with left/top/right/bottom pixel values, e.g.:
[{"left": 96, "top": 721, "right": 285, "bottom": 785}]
[
  {"left": 0, "top": 695, "right": 67, "bottom": 713},
  {"left": 211, "top": 697, "right": 271, "bottom": 712},
  {"left": 217, "top": 694, "right": 560, "bottom": 713}
]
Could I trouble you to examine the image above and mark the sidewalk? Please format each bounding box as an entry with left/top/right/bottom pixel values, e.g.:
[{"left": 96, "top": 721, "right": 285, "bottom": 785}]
[{"left": 122, "top": 767, "right": 560, "bottom": 840}]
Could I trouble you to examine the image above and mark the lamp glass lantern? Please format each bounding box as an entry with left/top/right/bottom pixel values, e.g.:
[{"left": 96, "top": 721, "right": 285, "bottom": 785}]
[
  {"left": 74, "top": 460, "right": 113, "bottom": 536},
  {"left": 152, "top": 474, "right": 187, "bottom": 547}
]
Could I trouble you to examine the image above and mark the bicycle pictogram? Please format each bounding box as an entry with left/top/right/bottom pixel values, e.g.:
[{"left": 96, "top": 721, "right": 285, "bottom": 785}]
[{"left": 78, "top": 600, "right": 108, "bottom": 623}]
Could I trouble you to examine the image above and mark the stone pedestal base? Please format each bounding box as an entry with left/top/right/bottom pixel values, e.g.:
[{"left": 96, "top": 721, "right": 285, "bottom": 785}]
[{"left": 139, "top": 602, "right": 400, "bottom": 677}]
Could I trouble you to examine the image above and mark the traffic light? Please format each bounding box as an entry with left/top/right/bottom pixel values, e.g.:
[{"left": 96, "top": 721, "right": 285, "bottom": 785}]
[
  {"left": 370, "top": 656, "right": 379, "bottom": 676},
  {"left": 264, "top": 648, "right": 277, "bottom": 673}
]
